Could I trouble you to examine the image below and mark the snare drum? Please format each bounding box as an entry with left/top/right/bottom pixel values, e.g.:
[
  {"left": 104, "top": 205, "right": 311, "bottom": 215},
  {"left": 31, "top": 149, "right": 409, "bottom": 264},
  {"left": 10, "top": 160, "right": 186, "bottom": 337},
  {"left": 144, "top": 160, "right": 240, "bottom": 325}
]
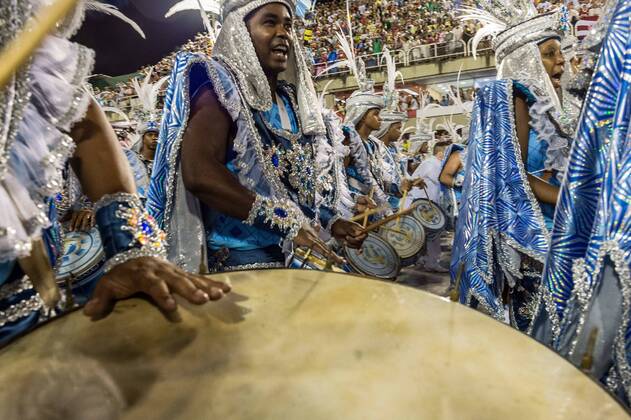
[
  {"left": 344, "top": 233, "right": 400, "bottom": 279},
  {"left": 413, "top": 199, "right": 446, "bottom": 240},
  {"left": 56, "top": 228, "right": 105, "bottom": 304},
  {"left": 378, "top": 215, "right": 426, "bottom": 267}
]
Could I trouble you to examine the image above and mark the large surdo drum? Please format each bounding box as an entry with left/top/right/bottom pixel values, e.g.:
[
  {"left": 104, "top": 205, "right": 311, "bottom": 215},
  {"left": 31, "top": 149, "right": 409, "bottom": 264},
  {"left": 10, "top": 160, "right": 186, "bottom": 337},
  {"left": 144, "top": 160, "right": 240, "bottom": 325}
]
[{"left": 0, "top": 270, "right": 626, "bottom": 420}]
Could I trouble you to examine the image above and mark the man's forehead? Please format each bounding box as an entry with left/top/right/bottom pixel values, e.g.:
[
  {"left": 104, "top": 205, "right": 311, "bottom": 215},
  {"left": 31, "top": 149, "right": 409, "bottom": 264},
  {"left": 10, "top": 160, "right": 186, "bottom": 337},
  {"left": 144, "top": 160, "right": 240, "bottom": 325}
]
[{"left": 254, "top": 2, "right": 293, "bottom": 19}]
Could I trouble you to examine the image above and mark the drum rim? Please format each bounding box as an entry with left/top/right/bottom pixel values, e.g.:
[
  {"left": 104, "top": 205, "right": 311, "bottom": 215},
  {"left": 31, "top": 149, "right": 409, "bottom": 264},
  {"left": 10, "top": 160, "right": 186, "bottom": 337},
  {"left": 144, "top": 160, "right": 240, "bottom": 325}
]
[
  {"left": 57, "top": 229, "right": 105, "bottom": 279},
  {"left": 344, "top": 233, "right": 401, "bottom": 279},
  {"left": 379, "top": 215, "right": 426, "bottom": 259},
  {"left": 412, "top": 199, "right": 446, "bottom": 231}
]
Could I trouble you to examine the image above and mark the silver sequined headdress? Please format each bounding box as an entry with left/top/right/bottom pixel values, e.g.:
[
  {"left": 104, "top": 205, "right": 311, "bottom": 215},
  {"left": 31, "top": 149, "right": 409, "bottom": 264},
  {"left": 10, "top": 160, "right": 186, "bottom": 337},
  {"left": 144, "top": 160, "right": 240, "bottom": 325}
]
[
  {"left": 213, "top": 0, "right": 325, "bottom": 135},
  {"left": 374, "top": 48, "right": 407, "bottom": 139},
  {"left": 461, "top": 1, "right": 568, "bottom": 111}
]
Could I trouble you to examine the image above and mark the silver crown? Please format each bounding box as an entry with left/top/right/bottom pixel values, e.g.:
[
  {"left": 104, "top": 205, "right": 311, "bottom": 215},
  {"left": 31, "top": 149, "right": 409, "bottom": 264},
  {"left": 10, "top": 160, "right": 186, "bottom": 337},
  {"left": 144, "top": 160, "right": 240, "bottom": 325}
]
[{"left": 494, "top": 12, "right": 564, "bottom": 63}]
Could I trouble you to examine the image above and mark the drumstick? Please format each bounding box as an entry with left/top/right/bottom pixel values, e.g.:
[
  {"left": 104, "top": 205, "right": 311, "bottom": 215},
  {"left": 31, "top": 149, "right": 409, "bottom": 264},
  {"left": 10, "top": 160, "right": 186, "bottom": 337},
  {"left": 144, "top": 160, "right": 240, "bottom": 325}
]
[
  {"left": 364, "top": 206, "right": 417, "bottom": 233},
  {"left": 397, "top": 190, "right": 409, "bottom": 229},
  {"left": 0, "top": 0, "right": 80, "bottom": 89},
  {"left": 349, "top": 206, "right": 388, "bottom": 222},
  {"left": 422, "top": 186, "right": 440, "bottom": 213},
  {"left": 580, "top": 327, "right": 599, "bottom": 372},
  {"left": 362, "top": 188, "right": 375, "bottom": 228},
  {"left": 300, "top": 246, "right": 314, "bottom": 269},
  {"left": 450, "top": 262, "right": 464, "bottom": 302}
]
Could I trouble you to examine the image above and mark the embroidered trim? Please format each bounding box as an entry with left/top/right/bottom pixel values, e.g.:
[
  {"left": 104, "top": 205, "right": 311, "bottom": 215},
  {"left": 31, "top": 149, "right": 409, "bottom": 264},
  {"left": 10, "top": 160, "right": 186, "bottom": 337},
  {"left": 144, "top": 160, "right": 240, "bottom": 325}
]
[
  {"left": 103, "top": 247, "right": 168, "bottom": 274},
  {"left": 0, "top": 275, "right": 34, "bottom": 301},
  {"left": 211, "top": 261, "right": 284, "bottom": 273},
  {"left": 245, "top": 194, "right": 307, "bottom": 242},
  {"left": 0, "top": 294, "right": 44, "bottom": 328}
]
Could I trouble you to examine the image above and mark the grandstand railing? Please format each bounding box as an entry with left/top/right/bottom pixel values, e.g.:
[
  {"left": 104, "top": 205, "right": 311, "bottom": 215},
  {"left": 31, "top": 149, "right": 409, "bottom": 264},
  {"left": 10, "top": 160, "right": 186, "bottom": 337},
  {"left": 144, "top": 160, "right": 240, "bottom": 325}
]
[{"left": 315, "top": 39, "right": 493, "bottom": 78}]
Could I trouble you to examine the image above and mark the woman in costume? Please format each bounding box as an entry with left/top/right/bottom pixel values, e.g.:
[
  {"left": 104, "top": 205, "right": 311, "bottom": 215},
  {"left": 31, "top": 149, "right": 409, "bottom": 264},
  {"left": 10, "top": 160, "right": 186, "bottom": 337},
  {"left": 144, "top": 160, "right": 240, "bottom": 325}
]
[
  {"left": 530, "top": 0, "right": 631, "bottom": 404},
  {"left": 0, "top": 0, "right": 229, "bottom": 346},
  {"left": 147, "top": 0, "right": 366, "bottom": 273},
  {"left": 452, "top": 1, "right": 576, "bottom": 330}
]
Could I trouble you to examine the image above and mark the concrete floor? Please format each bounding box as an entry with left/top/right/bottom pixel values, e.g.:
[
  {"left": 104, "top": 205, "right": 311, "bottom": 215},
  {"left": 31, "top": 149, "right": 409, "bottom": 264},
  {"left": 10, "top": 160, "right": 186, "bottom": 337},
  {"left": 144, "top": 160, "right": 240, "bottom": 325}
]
[{"left": 396, "top": 232, "right": 453, "bottom": 298}]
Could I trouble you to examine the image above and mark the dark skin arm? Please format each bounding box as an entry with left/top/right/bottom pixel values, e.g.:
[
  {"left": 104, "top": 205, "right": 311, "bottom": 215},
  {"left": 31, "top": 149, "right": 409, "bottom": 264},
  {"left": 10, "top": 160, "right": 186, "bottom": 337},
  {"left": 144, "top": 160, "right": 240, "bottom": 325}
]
[
  {"left": 181, "top": 86, "right": 359, "bottom": 256},
  {"left": 439, "top": 151, "right": 462, "bottom": 188},
  {"left": 70, "top": 99, "right": 230, "bottom": 321},
  {"left": 514, "top": 94, "right": 560, "bottom": 205}
]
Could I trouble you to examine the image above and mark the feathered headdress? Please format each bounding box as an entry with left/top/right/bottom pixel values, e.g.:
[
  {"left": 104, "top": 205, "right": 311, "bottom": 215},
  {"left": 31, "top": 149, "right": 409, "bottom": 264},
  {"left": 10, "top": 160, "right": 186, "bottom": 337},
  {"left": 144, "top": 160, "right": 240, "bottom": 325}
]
[
  {"left": 459, "top": 2, "right": 565, "bottom": 61},
  {"left": 131, "top": 68, "right": 169, "bottom": 135},
  {"left": 374, "top": 48, "right": 407, "bottom": 139},
  {"left": 58, "top": 1, "right": 146, "bottom": 39},
  {"left": 326, "top": 26, "right": 384, "bottom": 126},
  {"left": 165, "top": 0, "right": 222, "bottom": 42},
  {"left": 460, "top": 2, "right": 568, "bottom": 112}
]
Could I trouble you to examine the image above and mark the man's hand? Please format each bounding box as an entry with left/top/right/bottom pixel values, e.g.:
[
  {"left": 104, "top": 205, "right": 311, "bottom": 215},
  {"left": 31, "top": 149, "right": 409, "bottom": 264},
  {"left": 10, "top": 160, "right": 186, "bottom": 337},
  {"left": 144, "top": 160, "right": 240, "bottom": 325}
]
[
  {"left": 354, "top": 195, "right": 378, "bottom": 214},
  {"left": 294, "top": 225, "right": 344, "bottom": 265},
  {"left": 412, "top": 178, "right": 427, "bottom": 189},
  {"left": 400, "top": 179, "right": 412, "bottom": 193},
  {"left": 84, "top": 257, "right": 231, "bottom": 321},
  {"left": 331, "top": 219, "right": 367, "bottom": 249},
  {"left": 69, "top": 209, "right": 94, "bottom": 232}
]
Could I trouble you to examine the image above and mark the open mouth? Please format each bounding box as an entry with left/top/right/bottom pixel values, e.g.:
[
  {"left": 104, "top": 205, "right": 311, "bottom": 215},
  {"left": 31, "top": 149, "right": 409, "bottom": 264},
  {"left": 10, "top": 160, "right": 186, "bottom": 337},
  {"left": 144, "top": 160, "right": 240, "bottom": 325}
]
[
  {"left": 551, "top": 70, "right": 563, "bottom": 85},
  {"left": 271, "top": 44, "right": 289, "bottom": 59}
]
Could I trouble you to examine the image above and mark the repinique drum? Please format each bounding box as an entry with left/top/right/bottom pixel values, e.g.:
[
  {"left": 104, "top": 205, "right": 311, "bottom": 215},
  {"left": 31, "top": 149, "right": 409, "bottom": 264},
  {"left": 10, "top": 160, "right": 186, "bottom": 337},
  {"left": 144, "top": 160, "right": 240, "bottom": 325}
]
[
  {"left": 344, "top": 233, "right": 400, "bottom": 279},
  {"left": 56, "top": 228, "right": 105, "bottom": 303},
  {"left": 378, "top": 215, "right": 426, "bottom": 267},
  {"left": 413, "top": 198, "right": 446, "bottom": 240},
  {"left": 287, "top": 248, "right": 349, "bottom": 273},
  {"left": 0, "top": 270, "right": 627, "bottom": 420}
]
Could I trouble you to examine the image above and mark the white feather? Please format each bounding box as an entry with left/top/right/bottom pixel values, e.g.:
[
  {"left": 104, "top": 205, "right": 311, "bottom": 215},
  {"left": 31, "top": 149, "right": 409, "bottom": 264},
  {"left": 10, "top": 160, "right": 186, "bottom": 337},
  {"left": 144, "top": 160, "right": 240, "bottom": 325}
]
[
  {"left": 131, "top": 68, "right": 169, "bottom": 115},
  {"left": 383, "top": 48, "right": 404, "bottom": 92},
  {"left": 164, "top": 0, "right": 221, "bottom": 17},
  {"left": 459, "top": 7, "right": 506, "bottom": 59},
  {"left": 85, "top": 1, "right": 146, "bottom": 38}
]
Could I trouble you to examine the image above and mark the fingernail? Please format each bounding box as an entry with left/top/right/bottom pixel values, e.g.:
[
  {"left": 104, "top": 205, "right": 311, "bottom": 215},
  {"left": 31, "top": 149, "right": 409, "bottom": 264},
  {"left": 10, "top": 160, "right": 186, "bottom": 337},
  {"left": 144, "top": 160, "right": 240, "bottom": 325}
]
[{"left": 195, "top": 290, "right": 209, "bottom": 301}]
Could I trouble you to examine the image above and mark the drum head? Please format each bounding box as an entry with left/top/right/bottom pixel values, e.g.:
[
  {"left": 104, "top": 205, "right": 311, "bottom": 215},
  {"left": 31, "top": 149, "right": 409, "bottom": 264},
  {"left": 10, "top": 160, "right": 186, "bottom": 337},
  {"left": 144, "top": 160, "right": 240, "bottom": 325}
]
[
  {"left": 57, "top": 228, "right": 105, "bottom": 281},
  {"left": 413, "top": 199, "right": 446, "bottom": 234},
  {"left": 379, "top": 216, "right": 426, "bottom": 260},
  {"left": 344, "top": 233, "right": 400, "bottom": 279}
]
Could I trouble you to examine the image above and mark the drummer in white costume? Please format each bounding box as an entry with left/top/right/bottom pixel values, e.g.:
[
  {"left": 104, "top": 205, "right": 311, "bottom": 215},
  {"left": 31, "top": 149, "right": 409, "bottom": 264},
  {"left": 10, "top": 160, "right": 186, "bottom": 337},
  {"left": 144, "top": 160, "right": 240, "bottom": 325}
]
[{"left": 406, "top": 141, "right": 450, "bottom": 273}]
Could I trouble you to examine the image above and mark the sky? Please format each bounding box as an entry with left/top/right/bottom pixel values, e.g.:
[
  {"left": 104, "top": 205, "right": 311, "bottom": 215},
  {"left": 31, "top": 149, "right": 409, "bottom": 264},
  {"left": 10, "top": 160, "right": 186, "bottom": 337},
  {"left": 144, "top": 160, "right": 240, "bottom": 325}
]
[{"left": 73, "top": 0, "right": 206, "bottom": 76}]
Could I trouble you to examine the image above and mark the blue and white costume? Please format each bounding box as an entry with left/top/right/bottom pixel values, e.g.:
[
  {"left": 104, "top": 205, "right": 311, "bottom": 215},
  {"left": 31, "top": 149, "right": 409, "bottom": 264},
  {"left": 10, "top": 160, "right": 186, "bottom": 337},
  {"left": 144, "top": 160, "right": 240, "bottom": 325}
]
[
  {"left": 147, "top": 0, "right": 337, "bottom": 273},
  {"left": 530, "top": 0, "right": 631, "bottom": 403},
  {"left": 452, "top": 3, "right": 575, "bottom": 329},
  {"left": 373, "top": 48, "right": 408, "bottom": 211},
  {"left": 0, "top": 0, "right": 156, "bottom": 346}
]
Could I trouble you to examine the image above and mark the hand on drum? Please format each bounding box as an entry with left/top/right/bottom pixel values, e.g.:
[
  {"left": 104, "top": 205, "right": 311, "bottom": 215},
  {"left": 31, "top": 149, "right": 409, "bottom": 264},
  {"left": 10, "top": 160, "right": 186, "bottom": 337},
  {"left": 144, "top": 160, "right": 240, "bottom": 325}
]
[
  {"left": 84, "top": 257, "right": 231, "bottom": 321},
  {"left": 69, "top": 209, "right": 94, "bottom": 232},
  {"left": 354, "top": 195, "right": 377, "bottom": 214},
  {"left": 293, "top": 225, "right": 344, "bottom": 265},
  {"left": 331, "top": 219, "right": 367, "bottom": 249}
]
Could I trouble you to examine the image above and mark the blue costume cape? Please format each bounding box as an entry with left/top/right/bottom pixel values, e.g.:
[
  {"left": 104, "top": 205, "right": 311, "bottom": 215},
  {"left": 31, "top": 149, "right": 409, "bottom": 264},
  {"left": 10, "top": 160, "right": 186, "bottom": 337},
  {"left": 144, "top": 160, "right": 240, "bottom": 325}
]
[
  {"left": 451, "top": 80, "right": 551, "bottom": 320},
  {"left": 530, "top": 0, "right": 631, "bottom": 401}
]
